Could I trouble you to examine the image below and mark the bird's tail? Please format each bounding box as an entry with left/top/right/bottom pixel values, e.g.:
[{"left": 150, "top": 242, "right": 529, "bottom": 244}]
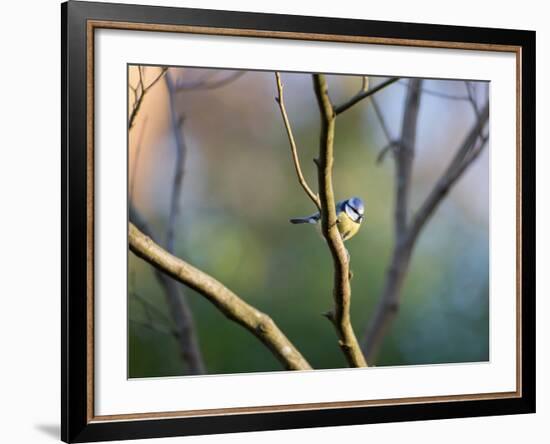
[{"left": 289, "top": 215, "right": 319, "bottom": 224}]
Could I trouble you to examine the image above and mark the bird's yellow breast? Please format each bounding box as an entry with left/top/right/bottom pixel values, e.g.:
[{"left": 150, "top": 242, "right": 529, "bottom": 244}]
[{"left": 336, "top": 212, "right": 361, "bottom": 241}]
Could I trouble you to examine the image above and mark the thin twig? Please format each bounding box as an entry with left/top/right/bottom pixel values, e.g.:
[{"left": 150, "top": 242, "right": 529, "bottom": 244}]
[
  {"left": 132, "top": 291, "right": 174, "bottom": 326},
  {"left": 274, "top": 72, "right": 321, "bottom": 211},
  {"left": 465, "top": 82, "right": 480, "bottom": 119},
  {"left": 370, "top": 96, "right": 393, "bottom": 144},
  {"left": 129, "top": 223, "right": 313, "bottom": 371},
  {"left": 174, "top": 70, "right": 245, "bottom": 91},
  {"left": 465, "top": 81, "right": 489, "bottom": 141},
  {"left": 128, "top": 66, "right": 168, "bottom": 130},
  {"left": 361, "top": 76, "right": 369, "bottom": 92},
  {"left": 376, "top": 141, "right": 400, "bottom": 164},
  {"left": 370, "top": 96, "right": 399, "bottom": 164},
  {"left": 312, "top": 74, "right": 367, "bottom": 368},
  {"left": 397, "top": 79, "right": 472, "bottom": 101},
  {"left": 334, "top": 77, "right": 400, "bottom": 115}
]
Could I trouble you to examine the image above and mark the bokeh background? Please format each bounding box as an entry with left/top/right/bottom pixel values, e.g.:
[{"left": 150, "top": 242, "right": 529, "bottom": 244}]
[{"left": 128, "top": 66, "right": 489, "bottom": 378}]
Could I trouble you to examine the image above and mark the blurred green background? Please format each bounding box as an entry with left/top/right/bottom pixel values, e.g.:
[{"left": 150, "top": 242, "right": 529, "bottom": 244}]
[{"left": 128, "top": 67, "right": 489, "bottom": 378}]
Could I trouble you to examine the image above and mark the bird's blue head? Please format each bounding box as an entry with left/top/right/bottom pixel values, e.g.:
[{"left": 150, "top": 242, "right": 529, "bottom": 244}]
[{"left": 344, "top": 197, "right": 365, "bottom": 223}]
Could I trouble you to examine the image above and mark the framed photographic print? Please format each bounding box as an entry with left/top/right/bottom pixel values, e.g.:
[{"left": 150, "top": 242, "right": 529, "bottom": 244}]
[{"left": 61, "top": 1, "right": 536, "bottom": 442}]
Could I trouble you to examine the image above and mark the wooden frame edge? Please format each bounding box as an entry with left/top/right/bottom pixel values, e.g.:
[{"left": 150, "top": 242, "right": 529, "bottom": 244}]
[{"left": 79, "top": 11, "right": 529, "bottom": 431}]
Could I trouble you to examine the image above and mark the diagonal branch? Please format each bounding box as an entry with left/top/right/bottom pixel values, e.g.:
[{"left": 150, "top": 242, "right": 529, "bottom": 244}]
[
  {"left": 312, "top": 74, "right": 367, "bottom": 368},
  {"left": 370, "top": 96, "right": 400, "bottom": 164},
  {"left": 363, "top": 96, "right": 489, "bottom": 364},
  {"left": 132, "top": 290, "right": 174, "bottom": 326},
  {"left": 370, "top": 96, "right": 394, "bottom": 145},
  {"left": 274, "top": 73, "right": 321, "bottom": 211},
  {"left": 129, "top": 223, "right": 313, "bottom": 371},
  {"left": 396, "top": 79, "right": 473, "bottom": 101},
  {"left": 408, "top": 101, "right": 489, "bottom": 244},
  {"left": 334, "top": 77, "right": 400, "bottom": 115}
]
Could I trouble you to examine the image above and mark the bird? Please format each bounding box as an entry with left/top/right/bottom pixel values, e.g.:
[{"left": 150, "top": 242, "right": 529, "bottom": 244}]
[{"left": 289, "top": 197, "right": 365, "bottom": 241}]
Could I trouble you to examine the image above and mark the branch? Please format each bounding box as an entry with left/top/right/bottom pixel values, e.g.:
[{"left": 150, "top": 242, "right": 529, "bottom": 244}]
[
  {"left": 334, "top": 77, "right": 400, "bottom": 115},
  {"left": 129, "top": 205, "right": 206, "bottom": 374},
  {"left": 369, "top": 96, "right": 400, "bottom": 164},
  {"left": 132, "top": 290, "right": 174, "bottom": 326},
  {"left": 274, "top": 73, "right": 321, "bottom": 211},
  {"left": 370, "top": 96, "right": 394, "bottom": 145},
  {"left": 465, "top": 82, "right": 481, "bottom": 119},
  {"left": 312, "top": 74, "right": 367, "bottom": 368},
  {"left": 361, "top": 79, "right": 423, "bottom": 363},
  {"left": 129, "top": 223, "right": 313, "bottom": 371},
  {"left": 363, "top": 96, "right": 489, "bottom": 364},
  {"left": 164, "top": 71, "right": 187, "bottom": 253},
  {"left": 128, "top": 66, "right": 168, "bottom": 130},
  {"left": 395, "top": 79, "right": 423, "bottom": 237},
  {"left": 397, "top": 79, "right": 473, "bottom": 101}
]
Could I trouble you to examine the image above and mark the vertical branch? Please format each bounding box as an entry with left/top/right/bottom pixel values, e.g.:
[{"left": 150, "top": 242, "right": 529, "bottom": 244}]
[
  {"left": 128, "top": 65, "right": 205, "bottom": 375},
  {"left": 165, "top": 71, "right": 187, "bottom": 253},
  {"left": 395, "top": 79, "right": 423, "bottom": 237},
  {"left": 363, "top": 79, "right": 423, "bottom": 362},
  {"left": 312, "top": 74, "right": 367, "bottom": 368},
  {"left": 154, "top": 70, "right": 205, "bottom": 374},
  {"left": 129, "top": 205, "right": 205, "bottom": 375}
]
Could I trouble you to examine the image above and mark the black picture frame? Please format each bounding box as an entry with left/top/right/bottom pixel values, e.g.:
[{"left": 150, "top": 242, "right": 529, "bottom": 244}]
[{"left": 62, "top": 1, "right": 536, "bottom": 442}]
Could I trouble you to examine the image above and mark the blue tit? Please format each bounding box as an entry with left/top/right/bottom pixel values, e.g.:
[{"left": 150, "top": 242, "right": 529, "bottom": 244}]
[{"left": 289, "top": 197, "right": 365, "bottom": 241}]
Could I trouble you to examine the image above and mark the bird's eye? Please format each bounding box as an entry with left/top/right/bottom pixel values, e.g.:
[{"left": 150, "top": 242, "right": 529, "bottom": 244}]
[{"left": 347, "top": 205, "right": 361, "bottom": 220}]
